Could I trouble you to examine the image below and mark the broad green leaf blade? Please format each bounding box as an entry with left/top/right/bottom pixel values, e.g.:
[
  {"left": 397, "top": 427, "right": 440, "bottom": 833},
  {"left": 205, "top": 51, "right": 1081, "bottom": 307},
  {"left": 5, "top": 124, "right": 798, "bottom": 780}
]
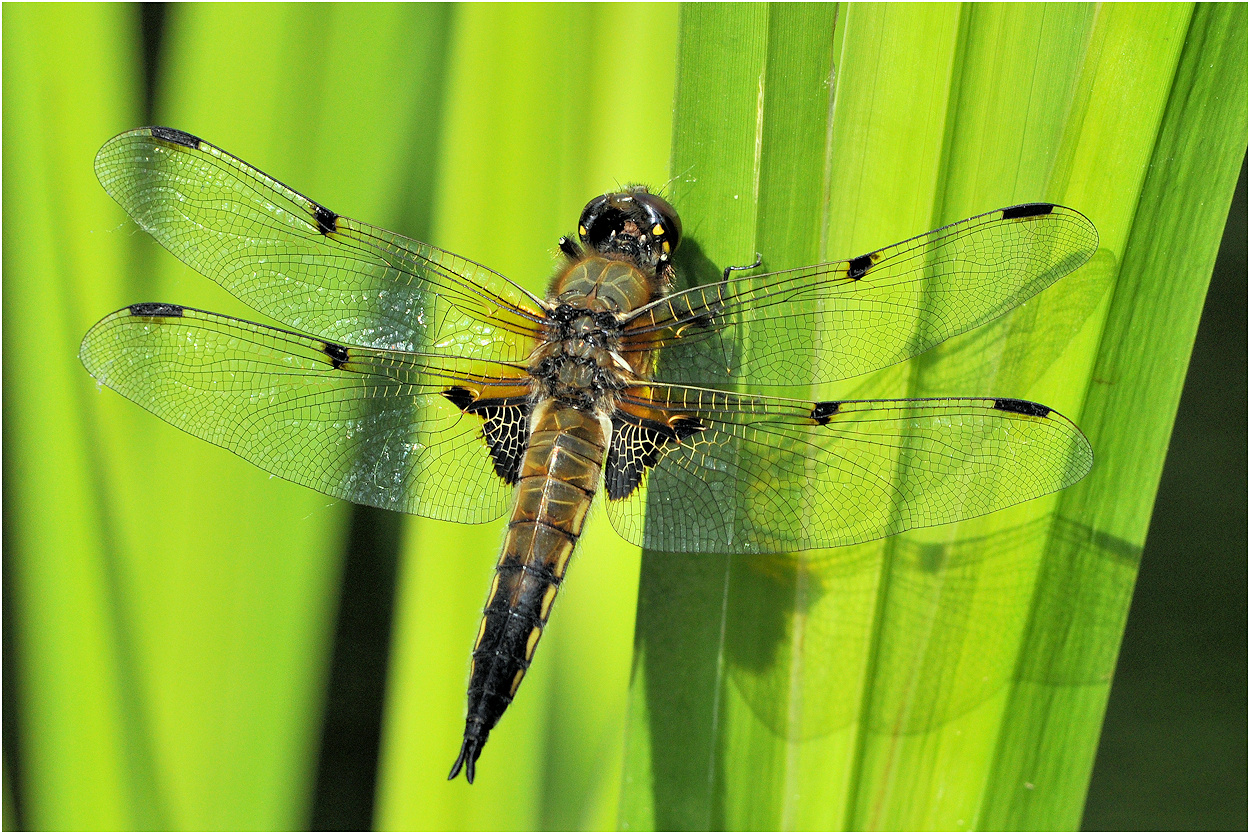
[
  {"left": 10, "top": 5, "right": 676, "bottom": 830},
  {"left": 983, "top": 4, "right": 1248, "bottom": 828},
  {"left": 624, "top": 5, "right": 846, "bottom": 829},
  {"left": 8, "top": 5, "right": 458, "bottom": 830},
  {"left": 622, "top": 3, "right": 1241, "bottom": 830},
  {"left": 845, "top": 5, "right": 1157, "bottom": 830},
  {"left": 111, "top": 8, "right": 453, "bottom": 828},
  {"left": 10, "top": 4, "right": 1238, "bottom": 830},
  {"left": 3, "top": 4, "right": 156, "bottom": 829},
  {"left": 375, "top": 5, "right": 676, "bottom": 830}
]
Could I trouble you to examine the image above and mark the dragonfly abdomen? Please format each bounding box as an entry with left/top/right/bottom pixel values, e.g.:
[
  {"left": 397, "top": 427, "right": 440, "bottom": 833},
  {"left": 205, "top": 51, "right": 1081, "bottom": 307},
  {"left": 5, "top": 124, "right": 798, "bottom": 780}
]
[{"left": 449, "top": 400, "right": 608, "bottom": 783}]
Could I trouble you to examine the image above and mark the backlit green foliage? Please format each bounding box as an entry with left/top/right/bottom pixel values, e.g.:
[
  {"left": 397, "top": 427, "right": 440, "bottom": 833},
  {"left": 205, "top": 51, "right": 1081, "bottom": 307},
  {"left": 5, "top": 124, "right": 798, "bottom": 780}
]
[{"left": 4, "top": 3, "right": 1242, "bottom": 831}]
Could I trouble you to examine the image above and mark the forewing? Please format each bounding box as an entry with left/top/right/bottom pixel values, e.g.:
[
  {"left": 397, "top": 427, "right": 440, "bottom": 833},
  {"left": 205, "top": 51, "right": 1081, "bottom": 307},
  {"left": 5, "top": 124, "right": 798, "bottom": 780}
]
[
  {"left": 79, "top": 304, "right": 527, "bottom": 523},
  {"left": 94, "top": 127, "right": 545, "bottom": 358},
  {"left": 605, "top": 384, "right": 1092, "bottom": 554},
  {"left": 625, "top": 204, "right": 1098, "bottom": 387}
]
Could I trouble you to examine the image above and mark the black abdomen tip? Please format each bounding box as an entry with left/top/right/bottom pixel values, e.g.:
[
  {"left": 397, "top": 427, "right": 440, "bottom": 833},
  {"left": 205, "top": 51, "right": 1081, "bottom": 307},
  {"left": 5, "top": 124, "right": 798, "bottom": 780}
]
[{"left": 448, "top": 733, "right": 485, "bottom": 784}]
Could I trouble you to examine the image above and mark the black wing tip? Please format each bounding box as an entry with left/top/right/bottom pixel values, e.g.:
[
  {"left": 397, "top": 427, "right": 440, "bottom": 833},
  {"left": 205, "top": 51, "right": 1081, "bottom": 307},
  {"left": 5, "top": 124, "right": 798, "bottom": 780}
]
[
  {"left": 1001, "top": 202, "right": 1056, "bottom": 220},
  {"left": 148, "top": 126, "right": 201, "bottom": 148},
  {"left": 128, "top": 302, "right": 184, "bottom": 318},
  {"left": 993, "top": 397, "right": 1051, "bottom": 418},
  {"left": 448, "top": 735, "right": 483, "bottom": 784}
]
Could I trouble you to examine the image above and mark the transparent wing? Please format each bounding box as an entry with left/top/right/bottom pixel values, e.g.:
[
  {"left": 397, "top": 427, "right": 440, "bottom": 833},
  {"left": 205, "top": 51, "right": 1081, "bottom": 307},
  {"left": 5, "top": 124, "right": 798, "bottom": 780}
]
[
  {"left": 605, "top": 384, "right": 1092, "bottom": 554},
  {"left": 623, "top": 204, "right": 1098, "bottom": 387},
  {"left": 79, "top": 303, "right": 530, "bottom": 522},
  {"left": 95, "top": 127, "right": 546, "bottom": 359}
]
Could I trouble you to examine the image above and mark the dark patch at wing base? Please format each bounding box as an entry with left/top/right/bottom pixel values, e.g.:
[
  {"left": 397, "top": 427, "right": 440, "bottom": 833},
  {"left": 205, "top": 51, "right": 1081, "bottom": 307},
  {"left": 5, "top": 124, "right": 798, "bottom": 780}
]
[
  {"left": 129, "top": 302, "right": 184, "bottom": 318},
  {"left": 443, "top": 387, "right": 530, "bottom": 484},
  {"left": 672, "top": 416, "right": 704, "bottom": 439},
  {"left": 443, "top": 386, "right": 475, "bottom": 411},
  {"left": 604, "top": 419, "right": 667, "bottom": 500},
  {"left": 476, "top": 401, "right": 530, "bottom": 484},
  {"left": 993, "top": 397, "right": 1050, "bottom": 418},
  {"left": 605, "top": 413, "right": 705, "bottom": 500}
]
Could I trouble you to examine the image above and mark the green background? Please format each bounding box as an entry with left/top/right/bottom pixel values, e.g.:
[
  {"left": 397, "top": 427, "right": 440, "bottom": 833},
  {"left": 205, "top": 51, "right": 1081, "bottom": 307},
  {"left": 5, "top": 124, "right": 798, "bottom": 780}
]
[{"left": 4, "top": 3, "right": 1244, "bottom": 830}]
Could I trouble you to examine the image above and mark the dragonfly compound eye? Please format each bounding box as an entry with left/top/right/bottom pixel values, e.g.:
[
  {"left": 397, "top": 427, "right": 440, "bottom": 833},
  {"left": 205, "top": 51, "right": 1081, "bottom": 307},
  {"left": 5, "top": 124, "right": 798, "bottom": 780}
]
[{"left": 577, "top": 187, "right": 682, "bottom": 268}]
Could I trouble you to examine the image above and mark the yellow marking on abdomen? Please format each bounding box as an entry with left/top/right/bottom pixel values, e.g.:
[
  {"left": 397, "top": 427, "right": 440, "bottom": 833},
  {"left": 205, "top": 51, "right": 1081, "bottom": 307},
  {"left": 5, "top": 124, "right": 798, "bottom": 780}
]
[
  {"left": 525, "top": 626, "right": 542, "bottom": 661},
  {"left": 539, "top": 584, "right": 558, "bottom": 621},
  {"left": 552, "top": 545, "right": 573, "bottom": 580}
]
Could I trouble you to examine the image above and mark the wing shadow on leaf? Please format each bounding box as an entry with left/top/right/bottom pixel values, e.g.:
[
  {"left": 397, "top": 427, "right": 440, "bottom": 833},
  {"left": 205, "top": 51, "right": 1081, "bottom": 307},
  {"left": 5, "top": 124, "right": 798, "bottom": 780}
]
[{"left": 721, "top": 515, "right": 1141, "bottom": 743}]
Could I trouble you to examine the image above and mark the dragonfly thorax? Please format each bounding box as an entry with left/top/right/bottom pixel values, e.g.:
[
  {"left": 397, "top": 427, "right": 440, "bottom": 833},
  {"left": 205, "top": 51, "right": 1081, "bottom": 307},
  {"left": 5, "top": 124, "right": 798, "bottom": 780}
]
[
  {"left": 534, "top": 252, "right": 662, "bottom": 411},
  {"left": 529, "top": 307, "right": 631, "bottom": 412},
  {"left": 549, "top": 255, "right": 658, "bottom": 314}
]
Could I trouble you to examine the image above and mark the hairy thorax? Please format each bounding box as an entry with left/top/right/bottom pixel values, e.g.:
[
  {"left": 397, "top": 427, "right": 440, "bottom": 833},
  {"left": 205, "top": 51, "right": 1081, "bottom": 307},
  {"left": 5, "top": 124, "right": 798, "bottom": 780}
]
[{"left": 528, "top": 255, "right": 659, "bottom": 413}]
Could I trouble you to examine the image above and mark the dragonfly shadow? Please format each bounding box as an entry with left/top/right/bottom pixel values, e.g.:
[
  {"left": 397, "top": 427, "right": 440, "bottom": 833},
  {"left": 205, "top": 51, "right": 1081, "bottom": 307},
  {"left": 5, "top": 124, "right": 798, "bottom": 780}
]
[
  {"left": 827, "top": 247, "right": 1116, "bottom": 403},
  {"left": 672, "top": 235, "right": 736, "bottom": 290},
  {"left": 718, "top": 515, "right": 1141, "bottom": 743}
]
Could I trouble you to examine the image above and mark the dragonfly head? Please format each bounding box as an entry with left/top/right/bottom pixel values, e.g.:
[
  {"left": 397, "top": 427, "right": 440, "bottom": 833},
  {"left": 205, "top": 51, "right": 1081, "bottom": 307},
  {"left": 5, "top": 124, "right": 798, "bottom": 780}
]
[{"left": 578, "top": 187, "right": 682, "bottom": 276}]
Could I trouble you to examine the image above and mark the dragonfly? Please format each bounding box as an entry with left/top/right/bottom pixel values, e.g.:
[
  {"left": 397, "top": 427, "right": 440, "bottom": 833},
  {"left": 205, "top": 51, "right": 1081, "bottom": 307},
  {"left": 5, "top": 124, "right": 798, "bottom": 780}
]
[{"left": 80, "top": 126, "right": 1098, "bottom": 784}]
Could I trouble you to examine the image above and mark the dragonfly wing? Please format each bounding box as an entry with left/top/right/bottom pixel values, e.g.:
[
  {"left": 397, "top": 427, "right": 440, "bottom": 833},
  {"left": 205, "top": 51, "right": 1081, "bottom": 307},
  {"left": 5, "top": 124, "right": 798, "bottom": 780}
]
[
  {"left": 95, "top": 127, "right": 545, "bottom": 359},
  {"left": 604, "top": 384, "right": 1092, "bottom": 554},
  {"left": 79, "top": 303, "right": 530, "bottom": 522},
  {"left": 625, "top": 204, "right": 1099, "bottom": 387}
]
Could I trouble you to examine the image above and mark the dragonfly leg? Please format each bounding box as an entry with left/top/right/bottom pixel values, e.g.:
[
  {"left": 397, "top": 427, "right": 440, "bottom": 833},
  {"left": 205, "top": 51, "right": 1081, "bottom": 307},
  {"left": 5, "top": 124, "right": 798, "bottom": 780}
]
[
  {"left": 558, "top": 235, "right": 583, "bottom": 261},
  {"left": 722, "top": 252, "right": 763, "bottom": 281}
]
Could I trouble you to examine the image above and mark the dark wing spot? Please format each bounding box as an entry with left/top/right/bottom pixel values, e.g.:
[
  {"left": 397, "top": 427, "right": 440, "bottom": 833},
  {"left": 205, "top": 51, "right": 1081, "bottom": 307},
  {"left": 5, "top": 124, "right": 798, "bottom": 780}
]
[
  {"left": 847, "top": 254, "right": 873, "bottom": 281},
  {"left": 443, "top": 386, "right": 476, "bottom": 411},
  {"left": 323, "top": 342, "right": 349, "bottom": 369},
  {"left": 672, "top": 417, "right": 704, "bottom": 440},
  {"left": 1001, "top": 203, "right": 1055, "bottom": 220},
  {"left": 812, "top": 401, "right": 841, "bottom": 424},
  {"left": 993, "top": 397, "right": 1050, "bottom": 418},
  {"left": 129, "top": 302, "right": 184, "bottom": 318},
  {"left": 313, "top": 203, "right": 338, "bottom": 234},
  {"left": 150, "top": 126, "right": 199, "bottom": 148}
]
